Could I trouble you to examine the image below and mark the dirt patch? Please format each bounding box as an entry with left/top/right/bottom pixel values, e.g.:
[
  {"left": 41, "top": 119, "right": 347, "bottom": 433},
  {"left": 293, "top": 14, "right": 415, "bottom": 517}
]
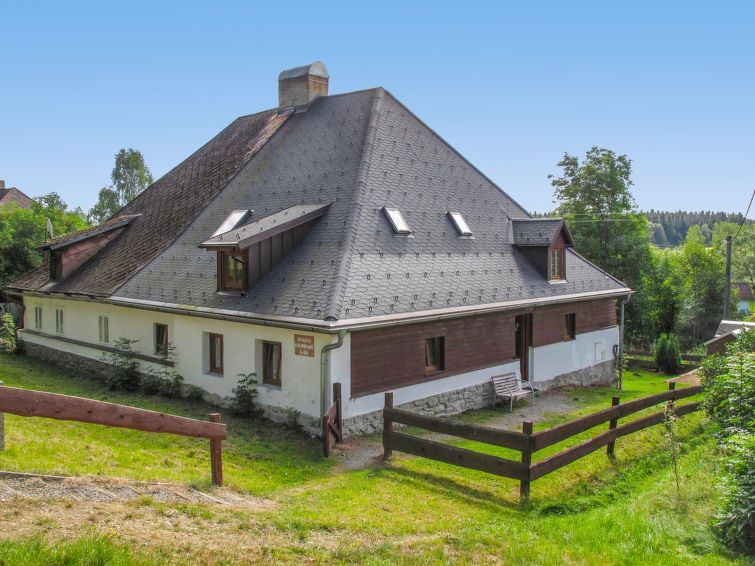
[{"left": 668, "top": 369, "right": 701, "bottom": 386}]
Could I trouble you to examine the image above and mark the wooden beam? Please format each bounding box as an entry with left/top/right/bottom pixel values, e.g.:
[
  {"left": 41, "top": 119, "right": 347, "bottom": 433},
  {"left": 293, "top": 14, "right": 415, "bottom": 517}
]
[
  {"left": 0, "top": 385, "right": 227, "bottom": 440},
  {"left": 384, "top": 407, "right": 530, "bottom": 452},
  {"left": 384, "top": 430, "right": 530, "bottom": 481},
  {"left": 208, "top": 413, "right": 223, "bottom": 486}
]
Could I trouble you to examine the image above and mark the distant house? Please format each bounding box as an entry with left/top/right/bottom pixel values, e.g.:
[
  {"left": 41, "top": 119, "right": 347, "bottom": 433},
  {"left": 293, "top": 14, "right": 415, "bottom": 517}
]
[
  {"left": 8, "top": 62, "right": 631, "bottom": 434},
  {"left": 705, "top": 320, "right": 755, "bottom": 356},
  {"left": 0, "top": 181, "right": 33, "bottom": 209},
  {"left": 733, "top": 282, "right": 754, "bottom": 315}
]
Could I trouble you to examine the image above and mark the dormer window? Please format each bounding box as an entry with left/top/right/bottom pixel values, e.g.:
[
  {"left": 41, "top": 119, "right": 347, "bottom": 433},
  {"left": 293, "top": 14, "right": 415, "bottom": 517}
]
[
  {"left": 383, "top": 207, "right": 411, "bottom": 235},
  {"left": 448, "top": 211, "right": 473, "bottom": 237},
  {"left": 219, "top": 249, "right": 248, "bottom": 290}
]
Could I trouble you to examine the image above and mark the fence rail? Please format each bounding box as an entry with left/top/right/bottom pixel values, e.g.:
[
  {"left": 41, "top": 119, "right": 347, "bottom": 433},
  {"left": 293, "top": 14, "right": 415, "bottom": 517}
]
[
  {"left": 626, "top": 349, "right": 704, "bottom": 362},
  {"left": 0, "top": 384, "right": 227, "bottom": 485},
  {"left": 382, "top": 383, "right": 702, "bottom": 500}
]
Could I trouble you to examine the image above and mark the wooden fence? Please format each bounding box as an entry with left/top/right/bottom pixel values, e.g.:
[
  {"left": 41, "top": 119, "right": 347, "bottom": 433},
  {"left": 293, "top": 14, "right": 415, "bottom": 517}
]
[
  {"left": 322, "top": 383, "right": 343, "bottom": 457},
  {"left": 0, "top": 384, "right": 227, "bottom": 485},
  {"left": 383, "top": 383, "right": 701, "bottom": 500},
  {"left": 626, "top": 349, "right": 705, "bottom": 362}
]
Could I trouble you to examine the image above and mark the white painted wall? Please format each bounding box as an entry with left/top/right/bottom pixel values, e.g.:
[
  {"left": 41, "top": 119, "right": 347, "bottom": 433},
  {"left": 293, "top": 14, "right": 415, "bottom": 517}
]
[
  {"left": 529, "top": 327, "right": 618, "bottom": 383},
  {"left": 21, "top": 296, "right": 330, "bottom": 420}
]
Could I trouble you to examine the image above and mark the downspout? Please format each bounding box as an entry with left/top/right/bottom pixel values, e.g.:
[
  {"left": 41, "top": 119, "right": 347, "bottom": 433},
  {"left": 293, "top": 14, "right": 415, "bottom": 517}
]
[
  {"left": 618, "top": 294, "right": 631, "bottom": 390},
  {"left": 320, "top": 330, "right": 346, "bottom": 420}
]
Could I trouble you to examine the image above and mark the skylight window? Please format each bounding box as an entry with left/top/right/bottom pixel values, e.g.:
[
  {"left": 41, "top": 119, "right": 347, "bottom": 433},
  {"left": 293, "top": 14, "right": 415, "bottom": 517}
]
[
  {"left": 211, "top": 209, "right": 253, "bottom": 237},
  {"left": 448, "top": 211, "right": 473, "bottom": 236},
  {"left": 383, "top": 207, "right": 411, "bottom": 235}
]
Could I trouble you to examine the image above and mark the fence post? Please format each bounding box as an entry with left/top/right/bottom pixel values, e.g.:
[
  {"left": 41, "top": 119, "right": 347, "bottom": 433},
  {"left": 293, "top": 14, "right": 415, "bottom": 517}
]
[
  {"left": 0, "top": 381, "right": 4, "bottom": 452},
  {"left": 520, "top": 420, "right": 533, "bottom": 500},
  {"left": 606, "top": 396, "right": 620, "bottom": 457},
  {"left": 383, "top": 392, "right": 393, "bottom": 460},
  {"left": 208, "top": 413, "right": 223, "bottom": 486}
]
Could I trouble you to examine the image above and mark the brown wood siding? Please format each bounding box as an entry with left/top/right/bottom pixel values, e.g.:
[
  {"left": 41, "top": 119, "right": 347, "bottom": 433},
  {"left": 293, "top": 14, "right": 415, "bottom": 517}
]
[{"left": 350, "top": 298, "right": 617, "bottom": 397}]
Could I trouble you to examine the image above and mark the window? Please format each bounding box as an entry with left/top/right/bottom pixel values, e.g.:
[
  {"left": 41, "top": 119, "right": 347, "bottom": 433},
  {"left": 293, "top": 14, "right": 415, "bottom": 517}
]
[
  {"left": 98, "top": 315, "right": 109, "bottom": 344},
  {"left": 50, "top": 250, "right": 62, "bottom": 281},
  {"left": 424, "top": 336, "right": 445, "bottom": 373},
  {"left": 219, "top": 249, "right": 247, "bottom": 290},
  {"left": 565, "top": 313, "right": 576, "bottom": 340},
  {"left": 55, "top": 308, "right": 64, "bottom": 334},
  {"left": 262, "top": 341, "right": 282, "bottom": 386},
  {"left": 154, "top": 323, "right": 168, "bottom": 356},
  {"left": 448, "top": 211, "right": 473, "bottom": 236},
  {"left": 383, "top": 207, "right": 411, "bottom": 235},
  {"left": 549, "top": 248, "right": 564, "bottom": 280},
  {"left": 34, "top": 306, "right": 42, "bottom": 330},
  {"left": 208, "top": 333, "right": 223, "bottom": 375}
]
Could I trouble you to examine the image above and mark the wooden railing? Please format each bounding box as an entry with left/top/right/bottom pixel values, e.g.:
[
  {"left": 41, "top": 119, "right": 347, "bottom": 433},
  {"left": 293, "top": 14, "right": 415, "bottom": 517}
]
[
  {"left": 322, "top": 383, "right": 343, "bottom": 457},
  {"left": 383, "top": 383, "right": 702, "bottom": 500},
  {"left": 0, "top": 384, "right": 227, "bottom": 485}
]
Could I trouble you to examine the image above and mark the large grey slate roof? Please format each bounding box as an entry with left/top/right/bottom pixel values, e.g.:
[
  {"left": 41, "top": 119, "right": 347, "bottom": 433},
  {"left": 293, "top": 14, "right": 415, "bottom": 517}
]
[{"left": 112, "top": 87, "right": 630, "bottom": 325}]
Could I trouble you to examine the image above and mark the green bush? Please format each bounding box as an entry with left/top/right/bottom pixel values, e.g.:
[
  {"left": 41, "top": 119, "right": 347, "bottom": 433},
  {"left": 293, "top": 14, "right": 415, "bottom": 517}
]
[
  {"left": 0, "top": 312, "right": 17, "bottom": 353},
  {"left": 701, "top": 328, "right": 755, "bottom": 555},
  {"left": 101, "top": 338, "right": 141, "bottom": 391},
  {"left": 230, "top": 372, "right": 260, "bottom": 418},
  {"left": 142, "top": 343, "right": 184, "bottom": 397},
  {"left": 653, "top": 333, "right": 683, "bottom": 374}
]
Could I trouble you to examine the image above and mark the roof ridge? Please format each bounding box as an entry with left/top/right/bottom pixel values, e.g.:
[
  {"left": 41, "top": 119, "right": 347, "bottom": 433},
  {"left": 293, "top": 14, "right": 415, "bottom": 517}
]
[{"left": 324, "top": 87, "right": 385, "bottom": 320}]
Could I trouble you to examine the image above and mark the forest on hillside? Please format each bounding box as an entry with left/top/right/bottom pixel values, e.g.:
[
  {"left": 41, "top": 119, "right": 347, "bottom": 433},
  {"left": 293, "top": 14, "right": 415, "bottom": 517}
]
[{"left": 642, "top": 210, "right": 753, "bottom": 247}]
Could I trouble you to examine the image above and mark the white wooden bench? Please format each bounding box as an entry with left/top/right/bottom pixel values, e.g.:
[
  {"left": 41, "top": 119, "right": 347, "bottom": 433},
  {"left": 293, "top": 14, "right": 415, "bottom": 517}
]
[{"left": 491, "top": 372, "right": 535, "bottom": 411}]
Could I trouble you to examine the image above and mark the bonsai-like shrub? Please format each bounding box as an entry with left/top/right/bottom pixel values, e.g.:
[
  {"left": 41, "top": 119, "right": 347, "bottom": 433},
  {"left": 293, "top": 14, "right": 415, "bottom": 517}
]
[
  {"left": 102, "top": 338, "right": 141, "bottom": 391},
  {"left": 654, "top": 333, "right": 683, "bottom": 374},
  {"left": 230, "top": 372, "right": 260, "bottom": 418}
]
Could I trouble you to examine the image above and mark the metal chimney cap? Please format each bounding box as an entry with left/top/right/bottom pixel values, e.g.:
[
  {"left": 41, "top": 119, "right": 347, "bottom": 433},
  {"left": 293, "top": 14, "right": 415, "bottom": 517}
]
[{"left": 279, "top": 61, "right": 329, "bottom": 81}]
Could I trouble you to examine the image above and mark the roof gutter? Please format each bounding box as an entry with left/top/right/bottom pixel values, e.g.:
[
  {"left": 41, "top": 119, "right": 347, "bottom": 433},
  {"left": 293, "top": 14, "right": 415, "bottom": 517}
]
[{"left": 15, "top": 288, "right": 632, "bottom": 334}]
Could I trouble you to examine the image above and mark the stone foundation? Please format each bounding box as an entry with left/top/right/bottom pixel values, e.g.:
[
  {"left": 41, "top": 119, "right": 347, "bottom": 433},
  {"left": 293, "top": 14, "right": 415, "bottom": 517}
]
[
  {"left": 23, "top": 340, "right": 113, "bottom": 380},
  {"left": 343, "top": 381, "right": 494, "bottom": 437},
  {"left": 534, "top": 359, "right": 617, "bottom": 390}
]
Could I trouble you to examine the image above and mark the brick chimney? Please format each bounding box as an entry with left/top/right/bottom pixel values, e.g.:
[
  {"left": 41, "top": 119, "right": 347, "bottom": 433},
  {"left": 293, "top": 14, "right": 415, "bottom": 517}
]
[
  {"left": 278, "top": 61, "right": 329, "bottom": 109},
  {"left": 0, "top": 180, "right": 5, "bottom": 190}
]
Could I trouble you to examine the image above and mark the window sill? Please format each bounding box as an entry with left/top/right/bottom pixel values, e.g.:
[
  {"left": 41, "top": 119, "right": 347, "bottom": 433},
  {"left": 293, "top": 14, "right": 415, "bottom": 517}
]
[
  {"left": 259, "top": 382, "right": 282, "bottom": 390},
  {"left": 548, "top": 279, "right": 568, "bottom": 285},
  {"left": 424, "top": 369, "right": 446, "bottom": 378},
  {"left": 205, "top": 371, "right": 224, "bottom": 378}
]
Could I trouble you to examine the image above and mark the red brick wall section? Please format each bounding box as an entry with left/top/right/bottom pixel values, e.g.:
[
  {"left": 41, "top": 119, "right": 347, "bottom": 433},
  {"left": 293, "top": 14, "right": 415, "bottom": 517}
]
[{"left": 350, "top": 298, "right": 617, "bottom": 397}]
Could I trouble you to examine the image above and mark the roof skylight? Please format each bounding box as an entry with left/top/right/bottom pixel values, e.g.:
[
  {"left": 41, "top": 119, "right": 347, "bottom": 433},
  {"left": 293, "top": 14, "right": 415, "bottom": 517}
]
[
  {"left": 211, "top": 209, "right": 253, "bottom": 237},
  {"left": 383, "top": 207, "right": 412, "bottom": 235},
  {"left": 448, "top": 211, "right": 473, "bottom": 236}
]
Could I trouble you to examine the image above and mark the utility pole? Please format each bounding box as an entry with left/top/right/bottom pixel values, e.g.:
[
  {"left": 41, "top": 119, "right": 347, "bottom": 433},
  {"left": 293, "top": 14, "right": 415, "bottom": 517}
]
[{"left": 723, "top": 235, "right": 732, "bottom": 320}]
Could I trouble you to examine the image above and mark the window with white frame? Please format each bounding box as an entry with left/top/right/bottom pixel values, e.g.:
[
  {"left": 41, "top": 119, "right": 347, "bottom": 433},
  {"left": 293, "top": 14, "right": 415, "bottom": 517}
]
[
  {"left": 98, "top": 315, "right": 109, "bottom": 344},
  {"left": 34, "top": 306, "right": 42, "bottom": 330},
  {"left": 55, "top": 308, "right": 64, "bottom": 334}
]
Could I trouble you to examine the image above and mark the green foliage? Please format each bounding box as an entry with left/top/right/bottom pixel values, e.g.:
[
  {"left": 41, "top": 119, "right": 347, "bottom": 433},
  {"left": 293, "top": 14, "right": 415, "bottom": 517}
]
[
  {"left": 101, "top": 337, "right": 142, "bottom": 391},
  {"left": 643, "top": 210, "right": 752, "bottom": 247},
  {"left": 0, "top": 312, "right": 17, "bottom": 353},
  {"left": 141, "top": 343, "right": 184, "bottom": 397},
  {"left": 230, "top": 372, "right": 260, "bottom": 418},
  {"left": 653, "top": 333, "right": 683, "bottom": 374},
  {"left": 701, "top": 329, "right": 755, "bottom": 554},
  {"left": 0, "top": 193, "right": 90, "bottom": 288},
  {"left": 88, "top": 148, "right": 153, "bottom": 224},
  {"left": 285, "top": 406, "right": 302, "bottom": 431}
]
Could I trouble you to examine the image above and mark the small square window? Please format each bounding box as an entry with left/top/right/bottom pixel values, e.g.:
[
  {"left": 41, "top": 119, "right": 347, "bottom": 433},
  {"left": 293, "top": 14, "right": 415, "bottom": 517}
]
[
  {"left": 448, "top": 211, "right": 473, "bottom": 236},
  {"left": 565, "top": 313, "right": 576, "bottom": 340},
  {"left": 154, "top": 323, "right": 168, "bottom": 356},
  {"left": 383, "top": 207, "right": 411, "bottom": 235},
  {"left": 209, "top": 333, "right": 224, "bottom": 375},
  {"left": 34, "top": 306, "right": 42, "bottom": 330},
  {"left": 98, "top": 315, "right": 110, "bottom": 344},
  {"left": 55, "top": 308, "right": 64, "bottom": 334},
  {"left": 425, "top": 336, "right": 445, "bottom": 372},
  {"left": 262, "top": 341, "right": 282, "bottom": 386}
]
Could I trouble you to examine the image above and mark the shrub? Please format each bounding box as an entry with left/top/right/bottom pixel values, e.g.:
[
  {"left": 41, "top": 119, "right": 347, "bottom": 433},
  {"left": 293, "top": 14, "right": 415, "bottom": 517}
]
[
  {"left": 230, "top": 372, "right": 260, "bottom": 418},
  {"left": 101, "top": 338, "right": 141, "bottom": 391},
  {"left": 715, "top": 432, "right": 755, "bottom": 554},
  {"left": 0, "top": 312, "right": 17, "bottom": 354},
  {"left": 654, "top": 333, "right": 683, "bottom": 374},
  {"left": 701, "top": 352, "right": 755, "bottom": 433},
  {"left": 142, "top": 343, "right": 184, "bottom": 397}
]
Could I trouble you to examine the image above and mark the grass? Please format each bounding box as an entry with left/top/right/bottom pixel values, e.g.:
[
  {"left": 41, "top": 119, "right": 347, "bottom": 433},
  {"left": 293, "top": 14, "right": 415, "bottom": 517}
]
[{"left": 0, "top": 354, "right": 750, "bottom": 564}]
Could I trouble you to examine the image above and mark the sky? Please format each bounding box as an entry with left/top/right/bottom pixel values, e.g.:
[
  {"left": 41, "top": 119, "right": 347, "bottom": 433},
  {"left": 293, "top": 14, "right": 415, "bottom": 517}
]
[{"left": 1, "top": 1, "right": 753, "bottom": 216}]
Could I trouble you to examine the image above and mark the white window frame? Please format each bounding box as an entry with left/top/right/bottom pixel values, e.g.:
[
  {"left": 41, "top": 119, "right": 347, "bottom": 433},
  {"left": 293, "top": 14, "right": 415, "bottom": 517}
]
[
  {"left": 383, "top": 207, "right": 412, "bottom": 235},
  {"left": 447, "top": 211, "right": 473, "bottom": 237},
  {"left": 98, "top": 314, "right": 110, "bottom": 344},
  {"left": 55, "top": 307, "right": 64, "bottom": 335}
]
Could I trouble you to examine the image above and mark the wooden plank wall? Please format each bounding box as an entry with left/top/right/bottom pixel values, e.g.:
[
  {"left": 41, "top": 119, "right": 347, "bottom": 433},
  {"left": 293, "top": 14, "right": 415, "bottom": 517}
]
[{"left": 351, "top": 298, "right": 616, "bottom": 397}]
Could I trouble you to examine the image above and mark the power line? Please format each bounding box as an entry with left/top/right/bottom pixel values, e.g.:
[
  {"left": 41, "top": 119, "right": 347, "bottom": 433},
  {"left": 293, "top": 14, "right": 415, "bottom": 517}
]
[{"left": 733, "top": 187, "right": 755, "bottom": 240}]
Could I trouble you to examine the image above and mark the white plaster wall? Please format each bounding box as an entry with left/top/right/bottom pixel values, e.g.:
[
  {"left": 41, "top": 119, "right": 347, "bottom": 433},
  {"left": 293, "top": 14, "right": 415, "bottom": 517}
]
[
  {"left": 21, "top": 296, "right": 330, "bottom": 419},
  {"left": 529, "top": 327, "right": 618, "bottom": 384}
]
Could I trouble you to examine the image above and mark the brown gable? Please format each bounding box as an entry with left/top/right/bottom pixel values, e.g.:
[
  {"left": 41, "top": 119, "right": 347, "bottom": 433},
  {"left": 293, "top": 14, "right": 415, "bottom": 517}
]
[
  {"left": 9, "top": 109, "right": 290, "bottom": 295},
  {"left": 0, "top": 187, "right": 33, "bottom": 209}
]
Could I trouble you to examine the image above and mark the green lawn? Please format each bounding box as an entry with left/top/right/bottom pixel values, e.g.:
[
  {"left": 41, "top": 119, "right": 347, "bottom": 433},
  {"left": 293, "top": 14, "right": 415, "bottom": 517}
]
[{"left": 0, "top": 354, "right": 748, "bottom": 565}]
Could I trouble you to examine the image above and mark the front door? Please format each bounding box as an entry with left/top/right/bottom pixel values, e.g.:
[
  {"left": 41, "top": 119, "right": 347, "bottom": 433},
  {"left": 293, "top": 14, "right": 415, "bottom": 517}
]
[{"left": 515, "top": 314, "right": 533, "bottom": 381}]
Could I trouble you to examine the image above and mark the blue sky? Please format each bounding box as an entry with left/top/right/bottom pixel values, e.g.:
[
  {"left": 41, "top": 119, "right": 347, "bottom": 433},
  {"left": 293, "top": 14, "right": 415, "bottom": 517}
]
[{"left": 1, "top": 1, "right": 753, "bottom": 216}]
